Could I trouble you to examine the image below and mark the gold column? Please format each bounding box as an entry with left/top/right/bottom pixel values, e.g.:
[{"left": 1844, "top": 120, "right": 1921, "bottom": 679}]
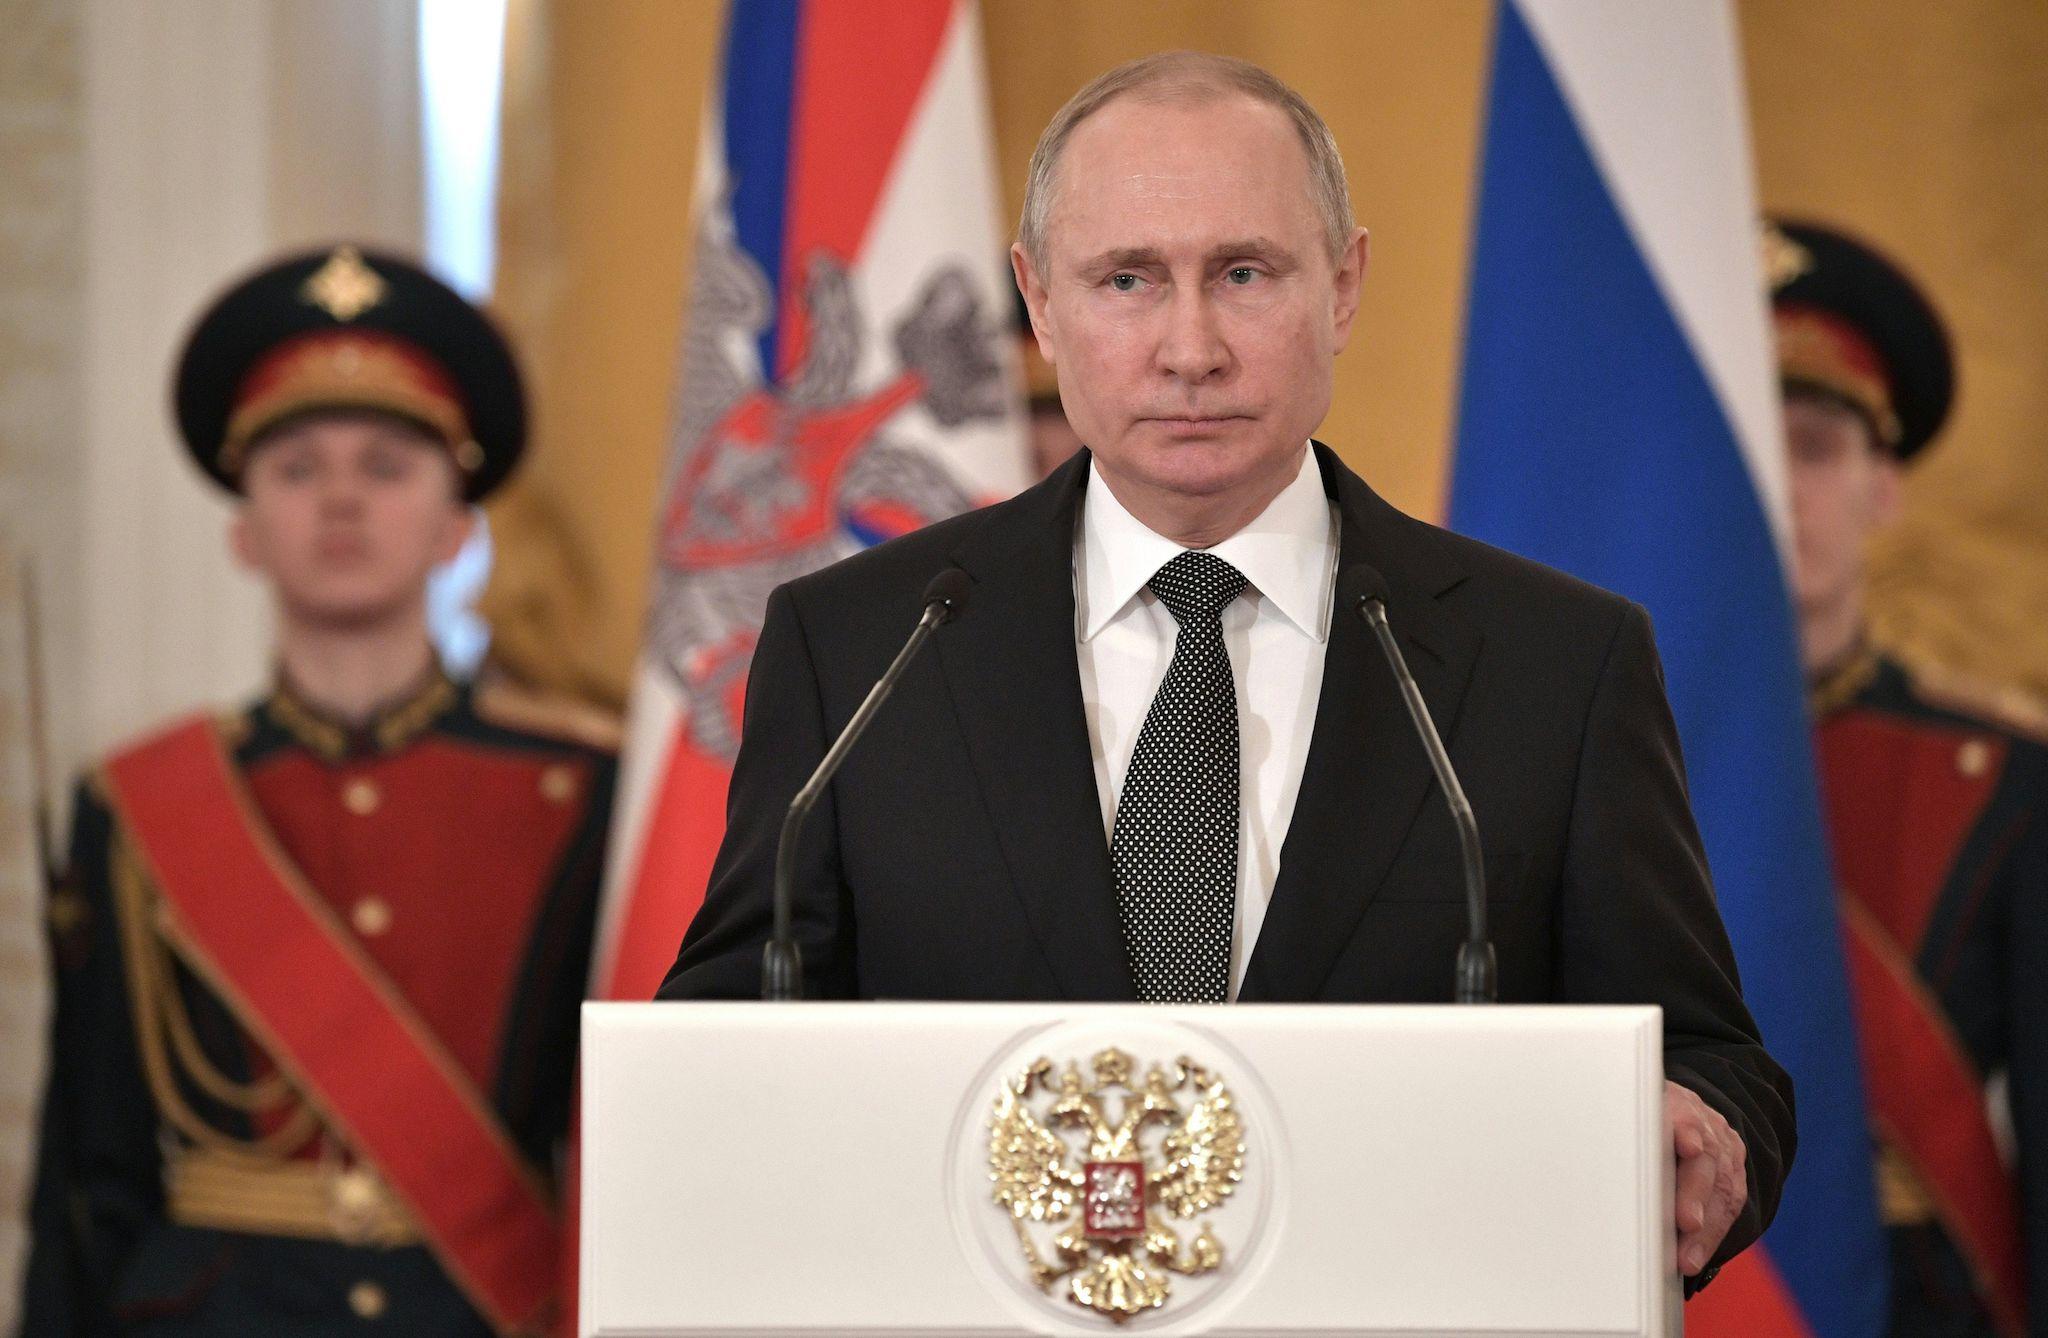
[{"left": 479, "top": 0, "right": 722, "bottom": 710}]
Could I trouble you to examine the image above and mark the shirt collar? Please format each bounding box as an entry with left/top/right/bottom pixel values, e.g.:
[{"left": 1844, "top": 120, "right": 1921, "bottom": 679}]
[{"left": 1077, "top": 445, "right": 1335, "bottom": 643}]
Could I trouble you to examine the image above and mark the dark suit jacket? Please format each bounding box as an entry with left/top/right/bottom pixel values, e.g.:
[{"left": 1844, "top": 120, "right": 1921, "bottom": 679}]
[{"left": 661, "top": 443, "right": 1795, "bottom": 1270}]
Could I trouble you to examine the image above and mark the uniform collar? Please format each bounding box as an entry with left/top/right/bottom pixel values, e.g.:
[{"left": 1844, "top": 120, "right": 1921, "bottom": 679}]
[
  {"left": 1807, "top": 641, "right": 1881, "bottom": 718},
  {"left": 1077, "top": 445, "right": 1335, "bottom": 643},
  {"left": 265, "top": 661, "right": 459, "bottom": 761}
]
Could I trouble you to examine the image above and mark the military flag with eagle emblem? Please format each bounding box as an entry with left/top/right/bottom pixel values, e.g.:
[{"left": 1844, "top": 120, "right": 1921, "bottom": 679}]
[{"left": 593, "top": 0, "right": 1031, "bottom": 1003}]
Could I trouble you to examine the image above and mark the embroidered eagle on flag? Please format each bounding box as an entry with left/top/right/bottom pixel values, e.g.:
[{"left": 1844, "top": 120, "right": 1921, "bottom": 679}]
[{"left": 648, "top": 204, "right": 1006, "bottom": 760}]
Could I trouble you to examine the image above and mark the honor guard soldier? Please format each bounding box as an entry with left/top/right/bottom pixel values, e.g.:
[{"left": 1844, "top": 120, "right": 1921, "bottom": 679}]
[
  {"left": 21, "top": 246, "right": 617, "bottom": 1336},
  {"left": 1771, "top": 218, "right": 2048, "bottom": 1338}
]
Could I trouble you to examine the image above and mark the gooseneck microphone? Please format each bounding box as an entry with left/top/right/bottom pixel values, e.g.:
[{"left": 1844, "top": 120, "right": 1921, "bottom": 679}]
[
  {"left": 763, "top": 567, "right": 972, "bottom": 1001},
  {"left": 1338, "top": 564, "right": 1497, "bottom": 1004}
]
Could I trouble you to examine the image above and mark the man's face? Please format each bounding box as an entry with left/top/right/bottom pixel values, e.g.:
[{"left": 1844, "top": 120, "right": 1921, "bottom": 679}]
[
  {"left": 1783, "top": 389, "right": 1901, "bottom": 622},
  {"left": 1013, "top": 94, "right": 1367, "bottom": 518},
  {"left": 231, "top": 411, "right": 472, "bottom": 629}
]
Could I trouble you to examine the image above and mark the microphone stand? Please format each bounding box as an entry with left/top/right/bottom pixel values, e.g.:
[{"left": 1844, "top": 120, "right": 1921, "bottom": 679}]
[
  {"left": 764, "top": 570, "right": 969, "bottom": 1000},
  {"left": 1349, "top": 574, "right": 1498, "bottom": 1004}
]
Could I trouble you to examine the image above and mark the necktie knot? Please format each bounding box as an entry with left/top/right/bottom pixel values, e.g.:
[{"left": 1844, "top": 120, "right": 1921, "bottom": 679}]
[{"left": 1148, "top": 551, "right": 1247, "bottom": 624}]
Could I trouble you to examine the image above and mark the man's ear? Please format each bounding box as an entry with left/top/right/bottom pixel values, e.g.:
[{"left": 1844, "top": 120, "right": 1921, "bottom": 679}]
[
  {"left": 435, "top": 503, "right": 477, "bottom": 567},
  {"left": 1330, "top": 226, "right": 1370, "bottom": 353},
  {"left": 228, "top": 507, "right": 262, "bottom": 573},
  {"left": 1010, "top": 243, "right": 1056, "bottom": 366},
  {"left": 1871, "top": 454, "right": 1906, "bottom": 527}
]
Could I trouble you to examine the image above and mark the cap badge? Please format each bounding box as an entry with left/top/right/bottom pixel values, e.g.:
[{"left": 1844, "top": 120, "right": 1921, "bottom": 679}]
[
  {"left": 1761, "top": 222, "right": 1814, "bottom": 293},
  {"left": 301, "top": 246, "right": 387, "bottom": 322}
]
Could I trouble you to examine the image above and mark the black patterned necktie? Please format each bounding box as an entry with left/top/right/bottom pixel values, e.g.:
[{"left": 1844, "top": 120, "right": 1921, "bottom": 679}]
[{"left": 1112, "top": 550, "right": 1248, "bottom": 1003}]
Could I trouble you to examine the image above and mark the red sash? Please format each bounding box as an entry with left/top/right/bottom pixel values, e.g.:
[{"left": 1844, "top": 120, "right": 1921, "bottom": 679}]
[
  {"left": 104, "top": 716, "right": 560, "bottom": 1335},
  {"left": 1843, "top": 901, "right": 2026, "bottom": 1338},
  {"left": 1818, "top": 711, "right": 2026, "bottom": 1336}
]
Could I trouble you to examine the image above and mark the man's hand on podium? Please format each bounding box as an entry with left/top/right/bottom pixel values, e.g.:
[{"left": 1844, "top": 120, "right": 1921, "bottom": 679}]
[{"left": 1666, "top": 1080, "right": 1747, "bottom": 1279}]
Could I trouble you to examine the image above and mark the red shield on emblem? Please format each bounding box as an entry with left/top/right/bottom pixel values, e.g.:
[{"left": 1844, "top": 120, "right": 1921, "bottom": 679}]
[{"left": 1082, "top": 1160, "right": 1146, "bottom": 1240}]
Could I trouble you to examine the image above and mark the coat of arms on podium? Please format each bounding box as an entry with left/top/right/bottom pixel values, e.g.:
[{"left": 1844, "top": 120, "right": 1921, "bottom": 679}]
[{"left": 987, "top": 1047, "right": 1246, "bottom": 1323}]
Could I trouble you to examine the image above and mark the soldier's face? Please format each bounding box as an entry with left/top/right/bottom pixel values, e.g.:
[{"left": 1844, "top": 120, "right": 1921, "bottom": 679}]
[
  {"left": 1013, "top": 94, "right": 1366, "bottom": 534},
  {"left": 231, "top": 412, "right": 472, "bottom": 629},
  {"left": 1784, "top": 389, "right": 1901, "bottom": 627}
]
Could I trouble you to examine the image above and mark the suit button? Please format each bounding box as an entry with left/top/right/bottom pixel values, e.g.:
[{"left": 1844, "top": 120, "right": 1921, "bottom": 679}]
[
  {"left": 1957, "top": 739, "right": 1991, "bottom": 778},
  {"left": 343, "top": 778, "right": 382, "bottom": 816},
  {"left": 540, "top": 764, "right": 578, "bottom": 804},
  {"left": 348, "top": 1279, "right": 387, "bottom": 1319},
  {"left": 351, "top": 897, "right": 393, "bottom": 937}
]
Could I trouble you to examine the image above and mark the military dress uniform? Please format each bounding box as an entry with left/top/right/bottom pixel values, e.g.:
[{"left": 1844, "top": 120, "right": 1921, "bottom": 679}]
[
  {"left": 1813, "top": 653, "right": 2048, "bottom": 1338},
  {"left": 20, "top": 247, "right": 617, "bottom": 1336},
  {"left": 1773, "top": 220, "right": 2047, "bottom": 1337}
]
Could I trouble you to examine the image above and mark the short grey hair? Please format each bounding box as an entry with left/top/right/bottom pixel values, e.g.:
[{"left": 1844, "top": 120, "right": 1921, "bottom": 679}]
[{"left": 1017, "top": 51, "right": 1355, "bottom": 269}]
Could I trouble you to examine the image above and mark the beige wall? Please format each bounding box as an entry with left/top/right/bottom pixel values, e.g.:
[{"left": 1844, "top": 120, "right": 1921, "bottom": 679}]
[
  {"left": 0, "top": 0, "right": 83, "bottom": 1317},
  {"left": 0, "top": 552, "right": 50, "bottom": 1326},
  {"left": 1742, "top": 0, "right": 2048, "bottom": 702}
]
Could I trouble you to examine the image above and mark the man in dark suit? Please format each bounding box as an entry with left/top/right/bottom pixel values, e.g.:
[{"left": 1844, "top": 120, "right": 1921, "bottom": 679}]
[{"left": 661, "top": 51, "right": 1790, "bottom": 1287}]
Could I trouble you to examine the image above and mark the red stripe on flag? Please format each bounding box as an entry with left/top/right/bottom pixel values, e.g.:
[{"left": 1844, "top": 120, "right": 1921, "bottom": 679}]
[
  {"left": 601, "top": 737, "right": 732, "bottom": 1000},
  {"left": 1686, "top": 1248, "right": 1816, "bottom": 1337},
  {"left": 775, "top": 0, "right": 958, "bottom": 377}
]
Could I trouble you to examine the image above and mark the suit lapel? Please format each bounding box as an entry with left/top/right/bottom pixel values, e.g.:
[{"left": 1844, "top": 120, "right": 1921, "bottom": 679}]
[
  {"left": 939, "top": 454, "right": 1135, "bottom": 1000},
  {"left": 1241, "top": 445, "right": 1481, "bottom": 1001}
]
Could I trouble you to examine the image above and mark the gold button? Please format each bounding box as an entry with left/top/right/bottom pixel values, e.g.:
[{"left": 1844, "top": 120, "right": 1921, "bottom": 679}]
[
  {"left": 343, "top": 778, "right": 381, "bottom": 816},
  {"left": 539, "top": 764, "right": 577, "bottom": 804},
  {"left": 47, "top": 887, "right": 89, "bottom": 938},
  {"left": 1957, "top": 739, "right": 1992, "bottom": 778},
  {"left": 329, "top": 1165, "right": 382, "bottom": 1239},
  {"left": 348, "top": 1279, "right": 387, "bottom": 1319},
  {"left": 351, "top": 897, "right": 393, "bottom": 937}
]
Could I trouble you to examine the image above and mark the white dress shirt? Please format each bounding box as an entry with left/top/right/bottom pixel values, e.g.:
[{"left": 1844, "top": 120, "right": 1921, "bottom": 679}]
[{"left": 1074, "top": 447, "right": 1339, "bottom": 999}]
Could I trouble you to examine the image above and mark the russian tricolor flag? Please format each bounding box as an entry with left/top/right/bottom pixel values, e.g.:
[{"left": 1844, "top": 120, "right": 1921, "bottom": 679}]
[{"left": 1451, "top": 3, "right": 1886, "bottom": 1334}]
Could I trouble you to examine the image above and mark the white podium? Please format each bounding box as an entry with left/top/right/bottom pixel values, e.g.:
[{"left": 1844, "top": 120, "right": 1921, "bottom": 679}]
[{"left": 581, "top": 1002, "right": 1678, "bottom": 1337}]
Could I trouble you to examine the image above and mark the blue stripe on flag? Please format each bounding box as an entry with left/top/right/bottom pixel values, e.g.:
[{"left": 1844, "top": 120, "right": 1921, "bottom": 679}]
[
  {"left": 1450, "top": 4, "right": 1887, "bottom": 1334},
  {"left": 720, "top": 0, "right": 802, "bottom": 382}
]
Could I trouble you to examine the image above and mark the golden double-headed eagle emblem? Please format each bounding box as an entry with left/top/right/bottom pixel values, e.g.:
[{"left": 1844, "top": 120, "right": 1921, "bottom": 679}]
[{"left": 988, "top": 1047, "right": 1246, "bottom": 1323}]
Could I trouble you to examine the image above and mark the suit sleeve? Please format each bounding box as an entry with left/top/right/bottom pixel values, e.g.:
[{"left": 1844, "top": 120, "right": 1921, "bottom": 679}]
[
  {"left": 19, "top": 783, "right": 165, "bottom": 1337},
  {"left": 1558, "top": 601, "right": 1797, "bottom": 1278},
  {"left": 658, "top": 583, "right": 858, "bottom": 1000}
]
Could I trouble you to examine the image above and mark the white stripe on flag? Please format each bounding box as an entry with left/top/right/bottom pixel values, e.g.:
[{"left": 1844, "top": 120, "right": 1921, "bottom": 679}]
[{"left": 1515, "top": 0, "right": 1791, "bottom": 561}]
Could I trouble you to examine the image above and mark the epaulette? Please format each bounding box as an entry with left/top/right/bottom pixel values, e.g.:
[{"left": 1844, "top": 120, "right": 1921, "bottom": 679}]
[
  {"left": 473, "top": 677, "right": 623, "bottom": 753},
  {"left": 215, "top": 706, "right": 254, "bottom": 749},
  {"left": 98, "top": 707, "right": 251, "bottom": 779},
  {"left": 1904, "top": 656, "right": 2048, "bottom": 748}
]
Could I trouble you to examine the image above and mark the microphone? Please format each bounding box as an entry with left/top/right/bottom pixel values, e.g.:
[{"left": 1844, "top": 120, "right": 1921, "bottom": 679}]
[
  {"left": 1337, "top": 564, "right": 1497, "bottom": 1004},
  {"left": 763, "top": 567, "right": 972, "bottom": 1000}
]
